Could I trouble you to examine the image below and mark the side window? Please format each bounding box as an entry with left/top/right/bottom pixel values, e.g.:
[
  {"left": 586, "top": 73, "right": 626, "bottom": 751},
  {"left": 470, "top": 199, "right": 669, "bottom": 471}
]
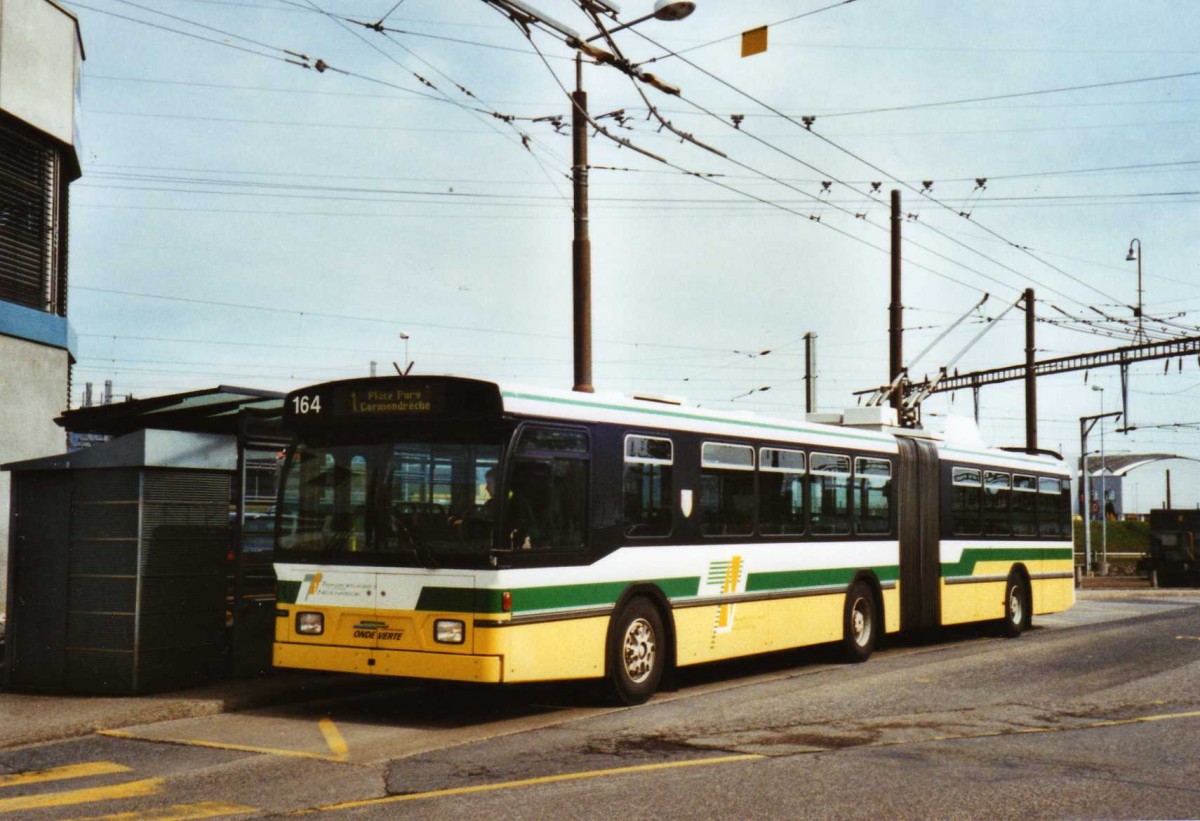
[
  {"left": 983, "top": 471, "right": 1011, "bottom": 536},
  {"left": 1038, "top": 476, "right": 1064, "bottom": 537},
  {"left": 623, "top": 434, "right": 673, "bottom": 538},
  {"left": 1012, "top": 474, "right": 1037, "bottom": 536},
  {"left": 504, "top": 426, "right": 589, "bottom": 551},
  {"left": 855, "top": 457, "right": 892, "bottom": 535},
  {"left": 951, "top": 467, "right": 982, "bottom": 536},
  {"left": 809, "top": 452, "right": 851, "bottom": 535},
  {"left": 700, "top": 442, "right": 755, "bottom": 537},
  {"left": 759, "top": 447, "right": 805, "bottom": 536}
]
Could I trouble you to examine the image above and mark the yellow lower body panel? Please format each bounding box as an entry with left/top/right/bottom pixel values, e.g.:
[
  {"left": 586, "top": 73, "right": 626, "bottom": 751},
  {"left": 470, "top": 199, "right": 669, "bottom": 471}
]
[
  {"left": 882, "top": 586, "right": 900, "bottom": 633},
  {"left": 940, "top": 580, "right": 1006, "bottom": 626},
  {"left": 1032, "top": 576, "right": 1075, "bottom": 615},
  {"left": 940, "top": 558, "right": 1075, "bottom": 626},
  {"left": 672, "top": 586, "right": 897, "bottom": 668},
  {"left": 274, "top": 642, "right": 502, "bottom": 683},
  {"left": 674, "top": 600, "right": 774, "bottom": 666},
  {"left": 477, "top": 616, "right": 609, "bottom": 682}
]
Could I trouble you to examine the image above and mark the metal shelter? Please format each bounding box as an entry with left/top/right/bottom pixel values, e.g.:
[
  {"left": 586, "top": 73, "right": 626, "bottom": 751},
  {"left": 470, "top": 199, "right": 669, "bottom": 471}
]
[{"left": 3, "top": 386, "right": 287, "bottom": 693}]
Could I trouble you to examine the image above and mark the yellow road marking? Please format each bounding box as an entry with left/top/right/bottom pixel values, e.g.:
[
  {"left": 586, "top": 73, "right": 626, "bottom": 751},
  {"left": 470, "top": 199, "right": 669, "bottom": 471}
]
[
  {"left": 928, "top": 709, "right": 1200, "bottom": 743},
  {"left": 97, "top": 731, "right": 346, "bottom": 763},
  {"left": 309, "top": 754, "right": 764, "bottom": 812},
  {"left": 1176, "top": 635, "right": 1200, "bottom": 641},
  {"left": 318, "top": 719, "right": 349, "bottom": 760},
  {"left": 66, "top": 801, "right": 257, "bottom": 821},
  {"left": 0, "top": 762, "right": 132, "bottom": 789},
  {"left": 0, "top": 778, "right": 163, "bottom": 814}
]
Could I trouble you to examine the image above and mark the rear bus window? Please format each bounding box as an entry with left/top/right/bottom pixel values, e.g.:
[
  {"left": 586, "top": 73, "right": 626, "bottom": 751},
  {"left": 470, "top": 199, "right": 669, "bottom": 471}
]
[{"left": 1038, "top": 476, "right": 1065, "bottom": 537}]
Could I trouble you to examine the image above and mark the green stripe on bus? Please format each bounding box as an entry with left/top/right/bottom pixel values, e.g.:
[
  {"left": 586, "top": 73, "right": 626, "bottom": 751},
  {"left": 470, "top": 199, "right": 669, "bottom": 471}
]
[
  {"left": 417, "top": 576, "right": 701, "bottom": 615},
  {"left": 278, "top": 580, "right": 302, "bottom": 604},
  {"left": 941, "top": 546, "right": 1073, "bottom": 578},
  {"left": 746, "top": 565, "right": 900, "bottom": 593}
]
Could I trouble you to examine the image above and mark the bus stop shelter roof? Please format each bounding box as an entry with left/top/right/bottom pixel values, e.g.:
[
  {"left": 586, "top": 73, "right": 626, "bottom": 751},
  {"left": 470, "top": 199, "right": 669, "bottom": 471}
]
[{"left": 57, "top": 385, "right": 285, "bottom": 437}]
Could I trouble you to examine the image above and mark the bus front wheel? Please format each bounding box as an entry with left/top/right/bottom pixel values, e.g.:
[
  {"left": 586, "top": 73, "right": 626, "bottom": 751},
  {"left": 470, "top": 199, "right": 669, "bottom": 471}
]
[
  {"left": 606, "top": 598, "right": 665, "bottom": 706},
  {"left": 842, "top": 580, "right": 878, "bottom": 663}
]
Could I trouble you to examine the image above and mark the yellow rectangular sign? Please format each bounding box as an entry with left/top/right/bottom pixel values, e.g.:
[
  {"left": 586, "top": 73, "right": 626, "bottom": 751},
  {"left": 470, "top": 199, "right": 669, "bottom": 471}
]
[{"left": 741, "top": 25, "right": 768, "bottom": 57}]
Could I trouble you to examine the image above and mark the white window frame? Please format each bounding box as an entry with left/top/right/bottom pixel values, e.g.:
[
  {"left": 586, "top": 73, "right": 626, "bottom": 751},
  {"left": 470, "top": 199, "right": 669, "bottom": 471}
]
[{"left": 702, "top": 442, "right": 755, "bottom": 471}]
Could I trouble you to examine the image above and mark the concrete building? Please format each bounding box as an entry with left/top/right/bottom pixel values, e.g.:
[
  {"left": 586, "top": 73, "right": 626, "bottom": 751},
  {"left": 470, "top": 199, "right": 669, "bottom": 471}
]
[{"left": 0, "top": 0, "right": 83, "bottom": 607}]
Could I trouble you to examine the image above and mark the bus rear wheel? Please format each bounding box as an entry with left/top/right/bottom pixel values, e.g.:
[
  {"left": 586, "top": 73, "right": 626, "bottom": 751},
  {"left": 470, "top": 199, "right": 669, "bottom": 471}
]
[
  {"left": 842, "top": 580, "right": 878, "bottom": 663},
  {"left": 607, "top": 598, "right": 665, "bottom": 706},
  {"left": 1001, "top": 572, "right": 1030, "bottom": 638}
]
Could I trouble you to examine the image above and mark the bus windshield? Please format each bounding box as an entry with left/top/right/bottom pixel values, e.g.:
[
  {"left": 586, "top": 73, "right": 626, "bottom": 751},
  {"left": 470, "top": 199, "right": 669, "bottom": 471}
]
[{"left": 276, "top": 438, "right": 501, "bottom": 568}]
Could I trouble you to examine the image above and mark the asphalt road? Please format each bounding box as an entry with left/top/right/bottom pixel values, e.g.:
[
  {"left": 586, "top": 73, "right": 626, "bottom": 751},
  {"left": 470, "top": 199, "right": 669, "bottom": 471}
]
[{"left": 2, "top": 595, "right": 1199, "bottom": 819}]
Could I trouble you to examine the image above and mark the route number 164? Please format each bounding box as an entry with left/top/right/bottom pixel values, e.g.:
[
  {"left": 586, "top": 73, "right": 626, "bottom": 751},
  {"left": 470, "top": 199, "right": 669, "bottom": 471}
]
[{"left": 292, "top": 395, "right": 322, "bottom": 415}]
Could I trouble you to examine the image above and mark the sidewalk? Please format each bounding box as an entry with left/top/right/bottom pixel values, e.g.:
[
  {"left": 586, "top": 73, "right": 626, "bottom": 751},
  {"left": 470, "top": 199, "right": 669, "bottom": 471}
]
[{"left": 0, "top": 670, "right": 383, "bottom": 750}]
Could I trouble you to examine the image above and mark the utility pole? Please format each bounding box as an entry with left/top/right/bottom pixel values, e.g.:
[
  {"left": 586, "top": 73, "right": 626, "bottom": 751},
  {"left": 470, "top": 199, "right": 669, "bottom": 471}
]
[
  {"left": 889, "top": 190, "right": 904, "bottom": 420},
  {"left": 1024, "top": 288, "right": 1037, "bottom": 453},
  {"left": 804, "top": 332, "right": 817, "bottom": 413},
  {"left": 571, "top": 54, "right": 593, "bottom": 393}
]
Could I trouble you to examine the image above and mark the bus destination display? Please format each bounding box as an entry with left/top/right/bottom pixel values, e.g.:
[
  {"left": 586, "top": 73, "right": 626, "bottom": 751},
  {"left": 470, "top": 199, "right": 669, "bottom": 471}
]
[
  {"left": 343, "top": 385, "right": 442, "bottom": 416},
  {"left": 286, "top": 382, "right": 444, "bottom": 422},
  {"left": 283, "top": 377, "right": 503, "bottom": 427}
]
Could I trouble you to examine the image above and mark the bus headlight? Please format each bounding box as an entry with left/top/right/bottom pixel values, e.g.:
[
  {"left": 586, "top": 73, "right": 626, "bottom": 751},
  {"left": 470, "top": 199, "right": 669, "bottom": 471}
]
[
  {"left": 434, "top": 619, "right": 465, "bottom": 644},
  {"left": 296, "top": 612, "right": 324, "bottom": 635}
]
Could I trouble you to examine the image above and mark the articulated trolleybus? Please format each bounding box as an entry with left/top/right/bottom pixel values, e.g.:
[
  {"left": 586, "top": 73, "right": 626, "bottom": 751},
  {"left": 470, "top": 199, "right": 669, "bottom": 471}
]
[{"left": 272, "top": 376, "right": 1075, "bottom": 704}]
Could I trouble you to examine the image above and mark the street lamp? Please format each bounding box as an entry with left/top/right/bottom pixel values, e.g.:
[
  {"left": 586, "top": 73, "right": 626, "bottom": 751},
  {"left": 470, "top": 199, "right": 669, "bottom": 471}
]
[
  {"left": 585, "top": 0, "right": 696, "bottom": 39},
  {"left": 1125, "top": 238, "right": 1144, "bottom": 344},
  {"left": 399, "top": 332, "right": 410, "bottom": 373},
  {"left": 1092, "top": 384, "right": 1108, "bottom": 574}
]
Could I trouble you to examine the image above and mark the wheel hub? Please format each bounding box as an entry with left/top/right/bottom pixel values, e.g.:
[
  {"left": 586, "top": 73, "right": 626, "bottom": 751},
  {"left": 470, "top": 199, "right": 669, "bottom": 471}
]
[
  {"left": 851, "top": 597, "right": 871, "bottom": 646},
  {"left": 622, "top": 617, "right": 656, "bottom": 683}
]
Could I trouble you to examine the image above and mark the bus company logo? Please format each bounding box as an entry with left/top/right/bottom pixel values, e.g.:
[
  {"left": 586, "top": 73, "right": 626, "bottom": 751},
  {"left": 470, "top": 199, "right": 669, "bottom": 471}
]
[
  {"left": 303, "top": 573, "right": 324, "bottom": 597},
  {"left": 704, "top": 556, "right": 745, "bottom": 635}
]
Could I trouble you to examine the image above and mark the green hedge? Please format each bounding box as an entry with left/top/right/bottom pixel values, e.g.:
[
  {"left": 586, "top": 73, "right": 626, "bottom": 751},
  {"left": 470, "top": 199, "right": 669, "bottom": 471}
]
[{"left": 1072, "top": 519, "right": 1149, "bottom": 555}]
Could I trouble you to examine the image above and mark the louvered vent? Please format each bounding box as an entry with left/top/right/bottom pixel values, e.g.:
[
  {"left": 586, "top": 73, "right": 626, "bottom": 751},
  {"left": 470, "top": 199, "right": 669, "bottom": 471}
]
[{"left": 0, "top": 122, "right": 58, "bottom": 311}]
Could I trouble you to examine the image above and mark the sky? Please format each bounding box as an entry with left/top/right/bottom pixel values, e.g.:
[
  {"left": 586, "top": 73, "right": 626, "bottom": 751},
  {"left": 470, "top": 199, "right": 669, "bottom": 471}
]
[{"left": 57, "top": 0, "right": 1200, "bottom": 511}]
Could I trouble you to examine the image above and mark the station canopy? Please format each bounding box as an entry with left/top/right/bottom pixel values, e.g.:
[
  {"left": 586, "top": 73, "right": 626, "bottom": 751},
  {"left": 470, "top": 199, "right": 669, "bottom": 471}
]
[
  {"left": 1081, "top": 453, "right": 1200, "bottom": 477},
  {"left": 58, "top": 385, "right": 285, "bottom": 437}
]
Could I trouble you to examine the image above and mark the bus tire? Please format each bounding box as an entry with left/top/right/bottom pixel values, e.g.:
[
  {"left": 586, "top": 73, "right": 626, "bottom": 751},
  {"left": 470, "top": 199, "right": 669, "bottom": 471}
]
[
  {"left": 1001, "top": 572, "right": 1030, "bottom": 638},
  {"left": 842, "top": 580, "right": 878, "bottom": 663},
  {"left": 606, "top": 598, "right": 665, "bottom": 706}
]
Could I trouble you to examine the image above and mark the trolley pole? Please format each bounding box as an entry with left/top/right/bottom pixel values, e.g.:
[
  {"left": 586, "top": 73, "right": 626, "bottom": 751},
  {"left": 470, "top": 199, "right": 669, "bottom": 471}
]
[
  {"left": 571, "top": 54, "right": 594, "bottom": 393},
  {"left": 889, "top": 190, "right": 904, "bottom": 420},
  {"left": 1024, "top": 288, "right": 1037, "bottom": 453}
]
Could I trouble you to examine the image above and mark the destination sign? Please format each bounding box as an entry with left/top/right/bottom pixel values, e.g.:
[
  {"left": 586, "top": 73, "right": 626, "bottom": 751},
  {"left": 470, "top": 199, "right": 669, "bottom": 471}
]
[
  {"left": 283, "top": 377, "right": 504, "bottom": 428},
  {"left": 341, "top": 385, "right": 443, "bottom": 416}
]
